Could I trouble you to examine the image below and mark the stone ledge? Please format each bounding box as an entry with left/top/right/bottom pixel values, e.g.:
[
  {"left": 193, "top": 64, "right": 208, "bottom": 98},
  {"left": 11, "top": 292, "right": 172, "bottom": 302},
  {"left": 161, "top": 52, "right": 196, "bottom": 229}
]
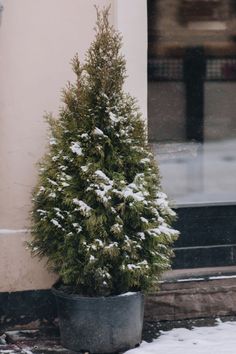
[
  {"left": 2, "top": 266, "right": 236, "bottom": 329},
  {"left": 145, "top": 273, "right": 236, "bottom": 321}
]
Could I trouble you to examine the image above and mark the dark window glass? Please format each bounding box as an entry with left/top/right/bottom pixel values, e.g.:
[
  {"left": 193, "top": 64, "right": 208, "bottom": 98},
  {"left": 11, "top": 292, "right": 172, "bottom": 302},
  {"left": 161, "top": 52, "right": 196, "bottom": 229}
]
[{"left": 148, "top": 0, "right": 236, "bottom": 205}]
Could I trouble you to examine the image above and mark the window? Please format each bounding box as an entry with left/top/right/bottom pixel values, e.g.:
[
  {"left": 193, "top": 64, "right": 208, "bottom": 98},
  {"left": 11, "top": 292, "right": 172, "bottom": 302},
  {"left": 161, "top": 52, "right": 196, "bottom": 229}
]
[{"left": 148, "top": 0, "right": 236, "bottom": 206}]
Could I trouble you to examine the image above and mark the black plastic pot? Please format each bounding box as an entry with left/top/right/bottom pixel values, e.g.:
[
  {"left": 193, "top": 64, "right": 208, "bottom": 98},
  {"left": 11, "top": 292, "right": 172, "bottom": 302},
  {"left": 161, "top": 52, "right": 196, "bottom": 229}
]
[{"left": 52, "top": 287, "right": 144, "bottom": 353}]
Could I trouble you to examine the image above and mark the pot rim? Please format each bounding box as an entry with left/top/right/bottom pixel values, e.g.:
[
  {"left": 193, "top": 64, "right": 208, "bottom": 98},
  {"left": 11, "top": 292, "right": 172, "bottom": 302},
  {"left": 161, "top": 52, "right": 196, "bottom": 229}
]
[{"left": 52, "top": 285, "right": 143, "bottom": 301}]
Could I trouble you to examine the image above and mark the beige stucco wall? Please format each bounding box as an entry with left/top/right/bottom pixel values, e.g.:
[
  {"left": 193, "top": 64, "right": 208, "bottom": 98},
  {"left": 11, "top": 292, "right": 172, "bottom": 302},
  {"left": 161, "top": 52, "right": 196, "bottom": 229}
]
[
  {"left": 114, "top": 0, "right": 147, "bottom": 119},
  {"left": 0, "top": 0, "right": 147, "bottom": 292}
]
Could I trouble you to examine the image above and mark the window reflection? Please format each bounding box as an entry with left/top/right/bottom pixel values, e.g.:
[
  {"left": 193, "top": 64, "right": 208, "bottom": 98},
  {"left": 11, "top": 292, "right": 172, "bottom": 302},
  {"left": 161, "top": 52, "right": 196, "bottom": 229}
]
[{"left": 148, "top": 0, "right": 236, "bottom": 205}]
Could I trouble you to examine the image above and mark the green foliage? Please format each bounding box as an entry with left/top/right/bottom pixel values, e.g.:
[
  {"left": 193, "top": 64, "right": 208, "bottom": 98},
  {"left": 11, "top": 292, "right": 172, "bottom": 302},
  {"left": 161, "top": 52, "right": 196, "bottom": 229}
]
[{"left": 29, "top": 7, "right": 179, "bottom": 296}]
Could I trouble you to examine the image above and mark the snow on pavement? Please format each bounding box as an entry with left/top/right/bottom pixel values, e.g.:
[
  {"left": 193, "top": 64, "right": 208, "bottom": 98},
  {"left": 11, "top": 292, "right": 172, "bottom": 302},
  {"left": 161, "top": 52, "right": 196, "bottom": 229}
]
[{"left": 125, "top": 320, "right": 236, "bottom": 354}]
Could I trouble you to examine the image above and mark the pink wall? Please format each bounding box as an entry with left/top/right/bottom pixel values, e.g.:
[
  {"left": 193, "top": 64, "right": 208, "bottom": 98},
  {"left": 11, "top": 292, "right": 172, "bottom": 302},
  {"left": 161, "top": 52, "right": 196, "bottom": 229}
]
[{"left": 0, "top": 0, "right": 147, "bottom": 292}]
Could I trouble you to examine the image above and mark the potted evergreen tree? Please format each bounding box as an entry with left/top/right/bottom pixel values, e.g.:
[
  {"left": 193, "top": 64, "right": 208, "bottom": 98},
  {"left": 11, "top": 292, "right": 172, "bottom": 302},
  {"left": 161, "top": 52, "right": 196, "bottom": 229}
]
[{"left": 29, "top": 7, "right": 179, "bottom": 354}]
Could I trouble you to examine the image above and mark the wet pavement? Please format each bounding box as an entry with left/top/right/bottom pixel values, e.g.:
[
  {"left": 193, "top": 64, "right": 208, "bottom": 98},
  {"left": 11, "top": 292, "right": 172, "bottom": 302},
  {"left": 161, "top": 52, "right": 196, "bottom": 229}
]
[{"left": 1, "top": 317, "right": 236, "bottom": 353}]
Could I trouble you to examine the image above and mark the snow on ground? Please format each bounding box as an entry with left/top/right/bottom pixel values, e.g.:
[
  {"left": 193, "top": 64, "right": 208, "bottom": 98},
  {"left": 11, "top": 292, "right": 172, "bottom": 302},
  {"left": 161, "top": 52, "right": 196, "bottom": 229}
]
[{"left": 125, "top": 320, "right": 236, "bottom": 354}]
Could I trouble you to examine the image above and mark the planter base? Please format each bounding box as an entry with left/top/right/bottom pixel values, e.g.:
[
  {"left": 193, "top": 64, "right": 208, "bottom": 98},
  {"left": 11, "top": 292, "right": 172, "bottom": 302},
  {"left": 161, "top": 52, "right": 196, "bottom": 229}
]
[{"left": 52, "top": 288, "right": 144, "bottom": 354}]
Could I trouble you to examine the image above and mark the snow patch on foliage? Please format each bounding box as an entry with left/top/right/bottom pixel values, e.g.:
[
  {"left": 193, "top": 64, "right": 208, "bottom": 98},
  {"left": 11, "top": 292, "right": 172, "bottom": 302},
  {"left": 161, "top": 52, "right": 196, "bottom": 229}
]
[
  {"left": 51, "top": 219, "right": 62, "bottom": 228},
  {"left": 81, "top": 165, "right": 89, "bottom": 172},
  {"left": 140, "top": 217, "right": 149, "bottom": 224},
  {"left": 126, "top": 260, "right": 149, "bottom": 271},
  {"left": 105, "top": 242, "right": 118, "bottom": 249},
  {"left": 37, "top": 209, "right": 47, "bottom": 215},
  {"left": 49, "top": 137, "right": 57, "bottom": 145},
  {"left": 52, "top": 155, "right": 59, "bottom": 162},
  {"left": 47, "top": 178, "right": 58, "bottom": 186},
  {"left": 109, "top": 111, "right": 120, "bottom": 124},
  {"left": 73, "top": 199, "right": 91, "bottom": 216},
  {"left": 70, "top": 142, "right": 83, "bottom": 156},
  {"left": 38, "top": 186, "right": 45, "bottom": 193},
  {"left": 89, "top": 255, "right": 96, "bottom": 262},
  {"left": 155, "top": 192, "right": 176, "bottom": 217},
  {"left": 111, "top": 223, "right": 123, "bottom": 234},
  {"left": 94, "top": 170, "right": 111, "bottom": 183},
  {"left": 49, "top": 192, "right": 56, "bottom": 198},
  {"left": 87, "top": 184, "right": 111, "bottom": 205},
  {"left": 140, "top": 158, "right": 151, "bottom": 164},
  {"left": 137, "top": 232, "right": 145, "bottom": 240},
  {"left": 159, "top": 225, "right": 178, "bottom": 236},
  {"left": 93, "top": 127, "right": 104, "bottom": 136},
  {"left": 73, "top": 224, "right": 82, "bottom": 233},
  {"left": 59, "top": 165, "right": 68, "bottom": 171},
  {"left": 96, "top": 268, "right": 111, "bottom": 280},
  {"left": 122, "top": 186, "right": 145, "bottom": 202},
  {"left": 81, "top": 133, "right": 89, "bottom": 140},
  {"left": 86, "top": 170, "right": 114, "bottom": 205},
  {"left": 95, "top": 239, "right": 104, "bottom": 247},
  {"left": 146, "top": 228, "right": 161, "bottom": 237}
]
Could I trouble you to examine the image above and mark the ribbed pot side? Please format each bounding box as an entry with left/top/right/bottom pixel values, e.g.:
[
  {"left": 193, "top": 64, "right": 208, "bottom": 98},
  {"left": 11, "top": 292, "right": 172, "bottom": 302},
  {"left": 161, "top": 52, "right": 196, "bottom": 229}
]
[{"left": 52, "top": 288, "right": 144, "bottom": 354}]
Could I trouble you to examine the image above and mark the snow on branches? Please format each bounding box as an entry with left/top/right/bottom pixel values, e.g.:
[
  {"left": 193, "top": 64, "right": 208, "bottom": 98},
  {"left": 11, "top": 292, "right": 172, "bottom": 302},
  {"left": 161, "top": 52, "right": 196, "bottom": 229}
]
[{"left": 29, "top": 8, "right": 179, "bottom": 296}]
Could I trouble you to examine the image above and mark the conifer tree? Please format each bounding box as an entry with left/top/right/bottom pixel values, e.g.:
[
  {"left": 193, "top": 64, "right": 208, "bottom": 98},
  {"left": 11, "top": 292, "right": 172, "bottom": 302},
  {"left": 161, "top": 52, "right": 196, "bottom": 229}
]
[{"left": 29, "top": 7, "right": 179, "bottom": 296}]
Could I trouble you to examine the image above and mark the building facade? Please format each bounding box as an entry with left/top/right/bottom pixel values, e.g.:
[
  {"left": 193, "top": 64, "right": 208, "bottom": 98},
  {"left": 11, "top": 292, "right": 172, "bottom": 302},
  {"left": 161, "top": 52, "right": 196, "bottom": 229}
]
[
  {"left": 1, "top": 0, "right": 236, "bottom": 309},
  {"left": 0, "top": 0, "right": 147, "bottom": 292}
]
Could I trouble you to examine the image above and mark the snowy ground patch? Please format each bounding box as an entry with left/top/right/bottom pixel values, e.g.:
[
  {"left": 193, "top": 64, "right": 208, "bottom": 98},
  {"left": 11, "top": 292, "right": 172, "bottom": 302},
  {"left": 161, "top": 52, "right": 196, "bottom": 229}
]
[{"left": 125, "top": 320, "right": 236, "bottom": 354}]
